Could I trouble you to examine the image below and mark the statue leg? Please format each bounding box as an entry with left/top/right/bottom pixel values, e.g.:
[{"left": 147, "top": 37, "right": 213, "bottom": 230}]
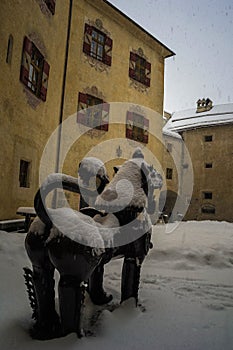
[
  {"left": 120, "top": 230, "right": 152, "bottom": 305},
  {"left": 121, "top": 256, "right": 144, "bottom": 305},
  {"left": 88, "top": 263, "right": 113, "bottom": 305},
  {"left": 48, "top": 236, "right": 102, "bottom": 337},
  {"left": 24, "top": 231, "right": 61, "bottom": 340},
  {"left": 58, "top": 275, "right": 86, "bottom": 338}
]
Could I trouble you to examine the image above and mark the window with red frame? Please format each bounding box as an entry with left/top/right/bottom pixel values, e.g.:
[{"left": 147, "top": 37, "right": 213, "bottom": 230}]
[
  {"left": 129, "top": 52, "right": 151, "bottom": 87},
  {"left": 77, "top": 92, "right": 109, "bottom": 131},
  {"left": 126, "top": 111, "right": 149, "bottom": 143},
  {"left": 20, "top": 36, "right": 50, "bottom": 101},
  {"left": 83, "top": 24, "right": 113, "bottom": 66}
]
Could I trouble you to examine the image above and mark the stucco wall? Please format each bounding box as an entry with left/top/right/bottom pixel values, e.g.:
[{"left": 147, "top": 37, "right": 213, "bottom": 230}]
[
  {"left": 0, "top": 1, "right": 69, "bottom": 218},
  {"left": 0, "top": 0, "right": 170, "bottom": 219},
  {"left": 182, "top": 124, "right": 233, "bottom": 222}
]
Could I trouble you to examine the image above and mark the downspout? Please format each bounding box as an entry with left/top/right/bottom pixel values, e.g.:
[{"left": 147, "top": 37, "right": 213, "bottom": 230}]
[
  {"left": 55, "top": 0, "right": 73, "bottom": 173},
  {"left": 53, "top": 0, "right": 73, "bottom": 207}
]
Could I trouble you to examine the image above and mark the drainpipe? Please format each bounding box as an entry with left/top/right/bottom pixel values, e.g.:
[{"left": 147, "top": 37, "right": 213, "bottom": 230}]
[
  {"left": 55, "top": 0, "right": 73, "bottom": 173},
  {"left": 53, "top": 0, "right": 73, "bottom": 207}
]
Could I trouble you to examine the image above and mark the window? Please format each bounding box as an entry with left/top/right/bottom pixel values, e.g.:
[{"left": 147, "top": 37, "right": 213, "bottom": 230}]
[
  {"left": 203, "top": 192, "right": 212, "bottom": 199},
  {"left": 135, "top": 56, "right": 146, "bottom": 83},
  {"left": 6, "top": 34, "right": 13, "bottom": 64},
  {"left": 126, "top": 111, "right": 149, "bottom": 143},
  {"left": 204, "top": 135, "right": 213, "bottom": 142},
  {"left": 83, "top": 24, "right": 113, "bottom": 66},
  {"left": 205, "top": 163, "right": 213, "bottom": 168},
  {"left": 129, "top": 52, "right": 151, "bottom": 87},
  {"left": 20, "top": 36, "right": 50, "bottom": 101},
  {"left": 19, "top": 160, "right": 30, "bottom": 188},
  {"left": 201, "top": 205, "right": 215, "bottom": 214},
  {"left": 77, "top": 92, "right": 109, "bottom": 131},
  {"left": 44, "top": 0, "right": 56, "bottom": 15},
  {"left": 90, "top": 29, "right": 105, "bottom": 61},
  {"left": 166, "top": 168, "right": 173, "bottom": 180}
]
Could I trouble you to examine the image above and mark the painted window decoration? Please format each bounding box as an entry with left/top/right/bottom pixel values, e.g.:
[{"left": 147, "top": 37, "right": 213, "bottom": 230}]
[
  {"left": 166, "top": 168, "right": 173, "bottom": 180},
  {"left": 44, "top": 0, "right": 56, "bottom": 15},
  {"left": 19, "top": 159, "right": 30, "bottom": 188},
  {"left": 20, "top": 36, "right": 50, "bottom": 101},
  {"left": 129, "top": 52, "right": 151, "bottom": 87},
  {"left": 83, "top": 24, "right": 113, "bottom": 66},
  {"left": 126, "top": 111, "right": 149, "bottom": 143},
  {"left": 77, "top": 92, "right": 109, "bottom": 131}
]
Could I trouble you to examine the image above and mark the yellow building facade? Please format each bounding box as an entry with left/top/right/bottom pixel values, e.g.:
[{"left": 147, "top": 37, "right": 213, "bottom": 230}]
[
  {"left": 0, "top": 0, "right": 174, "bottom": 220},
  {"left": 163, "top": 100, "right": 233, "bottom": 222},
  {"left": 182, "top": 123, "right": 233, "bottom": 222}
]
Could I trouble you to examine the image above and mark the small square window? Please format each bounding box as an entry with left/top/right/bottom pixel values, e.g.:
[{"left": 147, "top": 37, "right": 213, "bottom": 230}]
[
  {"left": 204, "top": 135, "right": 212, "bottom": 142},
  {"left": 205, "top": 163, "right": 213, "bottom": 168},
  {"left": 166, "top": 168, "right": 173, "bottom": 180},
  {"left": 19, "top": 160, "right": 30, "bottom": 188},
  {"left": 203, "top": 192, "right": 212, "bottom": 199}
]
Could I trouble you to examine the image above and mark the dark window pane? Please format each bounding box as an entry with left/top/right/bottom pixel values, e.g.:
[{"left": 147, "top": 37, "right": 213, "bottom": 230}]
[
  {"left": 204, "top": 135, "right": 213, "bottom": 142},
  {"left": 203, "top": 192, "right": 212, "bottom": 199},
  {"left": 90, "top": 29, "right": 105, "bottom": 61},
  {"left": 19, "top": 160, "right": 30, "bottom": 188},
  {"left": 27, "top": 43, "right": 43, "bottom": 96},
  {"left": 135, "top": 55, "right": 146, "bottom": 83},
  {"left": 166, "top": 168, "right": 173, "bottom": 180}
]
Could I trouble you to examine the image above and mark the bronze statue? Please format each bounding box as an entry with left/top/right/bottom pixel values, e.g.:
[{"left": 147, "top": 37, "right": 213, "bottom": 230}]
[{"left": 24, "top": 148, "right": 163, "bottom": 339}]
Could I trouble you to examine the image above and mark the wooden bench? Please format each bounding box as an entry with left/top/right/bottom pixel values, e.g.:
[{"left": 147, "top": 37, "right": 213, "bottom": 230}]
[{"left": 16, "top": 207, "right": 37, "bottom": 232}]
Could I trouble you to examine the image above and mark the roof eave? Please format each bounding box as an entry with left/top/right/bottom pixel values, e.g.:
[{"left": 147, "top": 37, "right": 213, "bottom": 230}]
[{"left": 169, "top": 120, "right": 233, "bottom": 133}]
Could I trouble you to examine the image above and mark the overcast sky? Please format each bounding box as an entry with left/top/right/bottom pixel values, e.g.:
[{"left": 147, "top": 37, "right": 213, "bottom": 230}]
[{"left": 108, "top": 0, "right": 233, "bottom": 113}]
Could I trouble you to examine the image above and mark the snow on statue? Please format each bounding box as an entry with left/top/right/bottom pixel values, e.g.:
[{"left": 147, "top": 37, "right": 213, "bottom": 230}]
[{"left": 24, "top": 148, "right": 163, "bottom": 340}]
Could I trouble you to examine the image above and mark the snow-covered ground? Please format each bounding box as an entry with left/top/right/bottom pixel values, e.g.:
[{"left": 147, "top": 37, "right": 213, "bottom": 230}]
[{"left": 1, "top": 221, "right": 233, "bottom": 350}]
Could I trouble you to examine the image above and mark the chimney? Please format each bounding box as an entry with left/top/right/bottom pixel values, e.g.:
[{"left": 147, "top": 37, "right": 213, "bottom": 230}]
[{"left": 196, "top": 98, "right": 213, "bottom": 113}]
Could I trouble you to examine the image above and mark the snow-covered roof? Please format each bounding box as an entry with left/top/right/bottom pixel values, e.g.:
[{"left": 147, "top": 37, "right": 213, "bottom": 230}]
[
  {"left": 163, "top": 103, "right": 233, "bottom": 133},
  {"left": 163, "top": 128, "right": 182, "bottom": 140}
]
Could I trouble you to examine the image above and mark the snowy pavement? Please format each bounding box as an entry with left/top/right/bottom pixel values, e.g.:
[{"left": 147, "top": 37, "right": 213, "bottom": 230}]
[{"left": 0, "top": 221, "right": 233, "bottom": 349}]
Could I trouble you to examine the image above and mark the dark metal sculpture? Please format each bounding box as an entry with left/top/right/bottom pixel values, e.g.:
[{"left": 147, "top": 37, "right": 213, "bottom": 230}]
[{"left": 24, "top": 149, "right": 163, "bottom": 340}]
